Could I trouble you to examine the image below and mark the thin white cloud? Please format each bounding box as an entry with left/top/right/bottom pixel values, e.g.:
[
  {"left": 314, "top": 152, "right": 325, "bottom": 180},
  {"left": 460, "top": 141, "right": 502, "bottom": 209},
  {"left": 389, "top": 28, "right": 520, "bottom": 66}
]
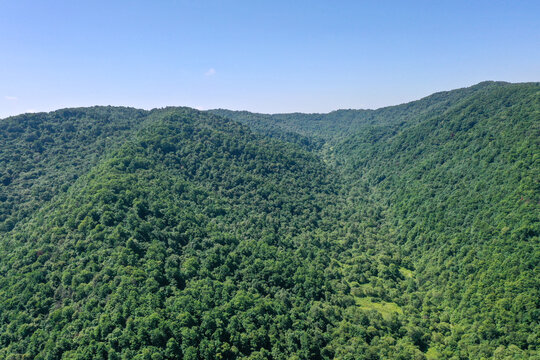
[
  {"left": 25, "top": 109, "right": 37, "bottom": 113},
  {"left": 205, "top": 68, "right": 216, "bottom": 76},
  {"left": 5, "top": 96, "right": 18, "bottom": 101}
]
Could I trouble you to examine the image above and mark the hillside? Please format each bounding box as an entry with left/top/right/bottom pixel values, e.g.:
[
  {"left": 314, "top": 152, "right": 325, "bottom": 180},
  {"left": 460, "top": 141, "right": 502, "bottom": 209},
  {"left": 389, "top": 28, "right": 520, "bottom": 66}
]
[
  {"left": 0, "top": 108, "right": 411, "bottom": 359},
  {"left": 0, "top": 82, "right": 538, "bottom": 359},
  {"left": 0, "top": 107, "right": 149, "bottom": 232},
  {"left": 210, "top": 81, "right": 506, "bottom": 143},
  {"left": 331, "top": 82, "right": 540, "bottom": 358}
]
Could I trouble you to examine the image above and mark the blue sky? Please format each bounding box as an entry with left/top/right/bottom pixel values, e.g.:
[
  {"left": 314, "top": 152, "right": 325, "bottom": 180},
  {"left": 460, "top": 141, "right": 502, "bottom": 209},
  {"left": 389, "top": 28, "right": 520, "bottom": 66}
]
[{"left": 1, "top": 0, "right": 539, "bottom": 118}]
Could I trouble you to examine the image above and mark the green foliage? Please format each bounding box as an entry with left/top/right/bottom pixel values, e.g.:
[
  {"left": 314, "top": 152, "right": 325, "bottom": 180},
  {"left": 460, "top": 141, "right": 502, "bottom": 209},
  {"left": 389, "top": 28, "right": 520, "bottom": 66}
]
[
  {"left": 0, "top": 82, "right": 538, "bottom": 359},
  {"left": 0, "top": 106, "right": 148, "bottom": 232}
]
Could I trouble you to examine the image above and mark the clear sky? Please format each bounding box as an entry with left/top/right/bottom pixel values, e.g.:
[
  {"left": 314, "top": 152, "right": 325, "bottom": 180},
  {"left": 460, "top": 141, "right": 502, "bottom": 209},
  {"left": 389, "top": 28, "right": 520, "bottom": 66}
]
[{"left": 1, "top": 0, "right": 539, "bottom": 118}]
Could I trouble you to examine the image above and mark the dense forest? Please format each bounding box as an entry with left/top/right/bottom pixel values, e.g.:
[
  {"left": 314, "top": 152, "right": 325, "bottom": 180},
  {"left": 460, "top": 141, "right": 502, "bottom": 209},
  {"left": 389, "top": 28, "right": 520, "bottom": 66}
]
[{"left": 0, "top": 81, "right": 538, "bottom": 359}]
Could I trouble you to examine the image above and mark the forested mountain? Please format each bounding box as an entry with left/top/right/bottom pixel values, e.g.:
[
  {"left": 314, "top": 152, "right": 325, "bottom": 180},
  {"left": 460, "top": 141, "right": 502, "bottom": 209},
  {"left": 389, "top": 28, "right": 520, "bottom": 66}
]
[
  {"left": 210, "top": 81, "right": 506, "bottom": 143},
  {"left": 0, "top": 107, "right": 149, "bottom": 232},
  {"left": 0, "top": 82, "right": 538, "bottom": 359}
]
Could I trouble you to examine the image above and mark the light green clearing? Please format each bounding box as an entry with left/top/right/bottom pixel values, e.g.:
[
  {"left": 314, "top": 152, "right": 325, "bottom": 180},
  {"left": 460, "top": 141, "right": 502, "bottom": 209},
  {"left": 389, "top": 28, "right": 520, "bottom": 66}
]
[
  {"left": 426, "top": 347, "right": 442, "bottom": 359},
  {"left": 399, "top": 267, "right": 414, "bottom": 278},
  {"left": 354, "top": 297, "right": 403, "bottom": 319}
]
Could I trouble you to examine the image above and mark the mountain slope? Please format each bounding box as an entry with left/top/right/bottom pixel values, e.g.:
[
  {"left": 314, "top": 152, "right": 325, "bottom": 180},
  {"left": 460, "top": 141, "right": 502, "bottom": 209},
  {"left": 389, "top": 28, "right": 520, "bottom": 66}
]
[
  {"left": 332, "top": 82, "right": 540, "bottom": 358},
  {"left": 215, "top": 81, "right": 540, "bottom": 358},
  {"left": 0, "top": 82, "right": 538, "bottom": 359},
  {"left": 0, "top": 108, "right": 416, "bottom": 359},
  {"left": 0, "top": 107, "right": 149, "bottom": 232}
]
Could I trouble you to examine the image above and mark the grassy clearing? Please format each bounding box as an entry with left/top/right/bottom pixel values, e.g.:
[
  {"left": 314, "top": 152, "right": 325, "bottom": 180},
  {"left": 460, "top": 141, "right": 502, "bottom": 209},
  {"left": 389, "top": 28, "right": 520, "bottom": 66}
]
[
  {"left": 354, "top": 297, "right": 403, "bottom": 319},
  {"left": 426, "top": 347, "right": 442, "bottom": 359},
  {"left": 399, "top": 267, "right": 414, "bottom": 278}
]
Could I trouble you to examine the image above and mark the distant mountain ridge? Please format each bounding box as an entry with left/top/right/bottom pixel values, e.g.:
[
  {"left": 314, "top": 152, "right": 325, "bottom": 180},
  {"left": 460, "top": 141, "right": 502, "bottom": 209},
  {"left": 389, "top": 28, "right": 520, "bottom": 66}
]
[{"left": 210, "top": 81, "right": 520, "bottom": 141}]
